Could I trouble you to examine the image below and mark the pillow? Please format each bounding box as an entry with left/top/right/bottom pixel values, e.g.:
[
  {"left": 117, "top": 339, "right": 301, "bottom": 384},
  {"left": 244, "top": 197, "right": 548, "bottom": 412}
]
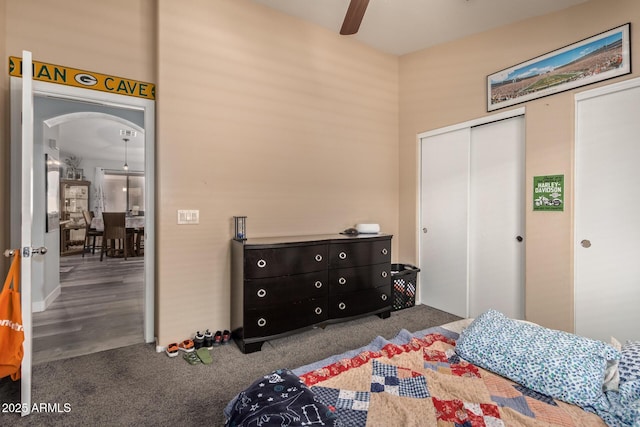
[
  {"left": 602, "top": 336, "right": 621, "bottom": 392},
  {"left": 224, "top": 368, "right": 338, "bottom": 427},
  {"left": 455, "top": 309, "right": 620, "bottom": 407},
  {"left": 620, "top": 340, "right": 640, "bottom": 383}
]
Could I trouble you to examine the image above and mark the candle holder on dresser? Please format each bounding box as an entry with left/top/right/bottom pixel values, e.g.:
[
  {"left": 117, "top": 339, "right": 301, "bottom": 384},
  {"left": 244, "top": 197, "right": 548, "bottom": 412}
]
[{"left": 233, "top": 216, "right": 247, "bottom": 241}]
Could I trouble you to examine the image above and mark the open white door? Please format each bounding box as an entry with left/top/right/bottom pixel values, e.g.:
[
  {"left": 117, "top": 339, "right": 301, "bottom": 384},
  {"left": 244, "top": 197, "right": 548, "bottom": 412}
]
[
  {"left": 11, "top": 50, "right": 48, "bottom": 417},
  {"left": 20, "top": 50, "right": 35, "bottom": 417}
]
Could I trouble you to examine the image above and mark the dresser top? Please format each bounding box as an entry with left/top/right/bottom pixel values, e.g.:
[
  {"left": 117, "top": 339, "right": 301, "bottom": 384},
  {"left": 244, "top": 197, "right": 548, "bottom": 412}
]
[{"left": 237, "top": 233, "right": 392, "bottom": 248}]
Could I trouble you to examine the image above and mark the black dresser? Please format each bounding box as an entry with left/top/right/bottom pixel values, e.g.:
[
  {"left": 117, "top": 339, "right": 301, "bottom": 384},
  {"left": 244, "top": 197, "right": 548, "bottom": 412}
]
[{"left": 231, "top": 233, "right": 392, "bottom": 353}]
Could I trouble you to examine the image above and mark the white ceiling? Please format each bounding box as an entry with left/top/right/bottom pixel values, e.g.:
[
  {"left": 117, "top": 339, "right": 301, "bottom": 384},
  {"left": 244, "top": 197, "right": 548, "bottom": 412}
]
[
  {"left": 56, "top": 117, "right": 144, "bottom": 165},
  {"left": 252, "top": 0, "right": 589, "bottom": 55}
]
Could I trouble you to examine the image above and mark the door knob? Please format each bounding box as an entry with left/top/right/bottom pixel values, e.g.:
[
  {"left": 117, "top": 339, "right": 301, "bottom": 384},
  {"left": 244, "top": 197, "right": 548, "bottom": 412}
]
[
  {"left": 581, "top": 239, "right": 591, "bottom": 248},
  {"left": 22, "top": 246, "right": 48, "bottom": 257},
  {"left": 516, "top": 236, "right": 523, "bottom": 242},
  {"left": 32, "top": 246, "right": 48, "bottom": 255},
  {"left": 3, "top": 249, "right": 18, "bottom": 258},
  {"left": 422, "top": 227, "right": 428, "bottom": 234}
]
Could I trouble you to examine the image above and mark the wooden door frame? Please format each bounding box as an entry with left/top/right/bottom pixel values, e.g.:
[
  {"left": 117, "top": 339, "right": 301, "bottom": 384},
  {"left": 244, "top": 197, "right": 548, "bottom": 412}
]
[{"left": 10, "top": 78, "right": 156, "bottom": 344}]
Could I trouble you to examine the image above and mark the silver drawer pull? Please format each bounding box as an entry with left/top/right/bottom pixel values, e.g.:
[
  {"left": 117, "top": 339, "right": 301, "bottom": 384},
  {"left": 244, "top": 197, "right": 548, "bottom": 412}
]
[
  {"left": 338, "top": 277, "right": 346, "bottom": 285},
  {"left": 339, "top": 251, "right": 347, "bottom": 260},
  {"left": 315, "top": 281, "right": 322, "bottom": 289},
  {"left": 381, "top": 248, "right": 388, "bottom": 255},
  {"left": 257, "top": 318, "right": 267, "bottom": 327},
  {"left": 338, "top": 302, "right": 346, "bottom": 310},
  {"left": 257, "top": 259, "right": 267, "bottom": 268},
  {"left": 381, "top": 271, "right": 388, "bottom": 278},
  {"left": 381, "top": 294, "right": 388, "bottom": 301},
  {"left": 315, "top": 254, "right": 323, "bottom": 262},
  {"left": 315, "top": 307, "right": 322, "bottom": 315},
  {"left": 257, "top": 289, "right": 267, "bottom": 298}
]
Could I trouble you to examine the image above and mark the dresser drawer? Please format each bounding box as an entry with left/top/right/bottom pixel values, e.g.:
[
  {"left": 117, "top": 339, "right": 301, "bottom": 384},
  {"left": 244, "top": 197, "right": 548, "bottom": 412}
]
[
  {"left": 329, "top": 239, "right": 391, "bottom": 268},
  {"left": 245, "top": 271, "right": 328, "bottom": 308},
  {"left": 328, "top": 286, "right": 390, "bottom": 319},
  {"left": 245, "top": 244, "right": 328, "bottom": 279},
  {"left": 244, "top": 297, "right": 328, "bottom": 337},
  {"left": 329, "top": 263, "right": 390, "bottom": 294}
]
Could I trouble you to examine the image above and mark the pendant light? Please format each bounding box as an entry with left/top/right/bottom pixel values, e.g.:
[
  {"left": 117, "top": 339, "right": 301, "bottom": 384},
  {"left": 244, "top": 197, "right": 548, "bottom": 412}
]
[{"left": 123, "top": 137, "right": 129, "bottom": 171}]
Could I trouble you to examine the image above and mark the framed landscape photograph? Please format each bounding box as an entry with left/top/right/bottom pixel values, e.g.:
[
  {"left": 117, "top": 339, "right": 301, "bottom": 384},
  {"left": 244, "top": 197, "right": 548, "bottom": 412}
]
[{"left": 487, "top": 23, "right": 631, "bottom": 111}]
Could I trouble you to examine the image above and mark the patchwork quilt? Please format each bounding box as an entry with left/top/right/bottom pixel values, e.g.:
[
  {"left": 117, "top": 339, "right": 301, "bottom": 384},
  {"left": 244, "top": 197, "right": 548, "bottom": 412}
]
[
  {"left": 297, "top": 332, "right": 607, "bottom": 427},
  {"left": 225, "top": 320, "right": 640, "bottom": 426}
]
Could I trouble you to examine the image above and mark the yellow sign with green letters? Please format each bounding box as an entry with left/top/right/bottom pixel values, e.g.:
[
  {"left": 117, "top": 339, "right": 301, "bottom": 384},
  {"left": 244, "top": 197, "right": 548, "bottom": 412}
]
[{"left": 8, "top": 56, "right": 155, "bottom": 100}]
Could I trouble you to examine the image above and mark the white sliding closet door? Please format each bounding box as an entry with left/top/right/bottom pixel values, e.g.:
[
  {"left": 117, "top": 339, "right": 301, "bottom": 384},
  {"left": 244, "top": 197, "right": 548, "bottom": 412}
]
[
  {"left": 420, "top": 112, "right": 525, "bottom": 319},
  {"left": 420, "top": 128, "right": 470, "bottom": 317},
  {"left": 469, "top": 117, "right": 525, "bottom": 319},
  {"left": 575, "top": 78, "right": 640, "bottom": 343}
]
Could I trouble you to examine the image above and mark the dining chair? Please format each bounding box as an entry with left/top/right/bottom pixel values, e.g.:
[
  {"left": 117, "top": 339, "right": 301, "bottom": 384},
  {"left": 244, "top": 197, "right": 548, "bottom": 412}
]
[
  {"left": 134, "top": 227, "right": 144, "bottom": 257},
  {"left": 100, "top": 212, "right": 134, "bottom": 261},
  {"left": 82, "top": 210, "right": 103, "bottom": 257}
]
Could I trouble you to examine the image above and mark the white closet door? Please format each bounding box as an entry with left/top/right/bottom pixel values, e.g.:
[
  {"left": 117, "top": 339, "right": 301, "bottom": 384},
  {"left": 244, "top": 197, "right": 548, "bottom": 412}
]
[
  {"left": 575, "top": 80, "right": 640, "bottom": 342},
  {"left": 420, "top": 128, "right": 470, "bottom": 317},
  {"left": 469, "top": 117, "right": 525, "bottom": 319}
]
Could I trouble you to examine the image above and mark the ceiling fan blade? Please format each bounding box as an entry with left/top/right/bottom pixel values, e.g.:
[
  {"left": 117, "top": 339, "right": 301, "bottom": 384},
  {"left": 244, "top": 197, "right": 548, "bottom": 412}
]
[{"left": 340, "top": 0, "right": 369, "bottom": 35}]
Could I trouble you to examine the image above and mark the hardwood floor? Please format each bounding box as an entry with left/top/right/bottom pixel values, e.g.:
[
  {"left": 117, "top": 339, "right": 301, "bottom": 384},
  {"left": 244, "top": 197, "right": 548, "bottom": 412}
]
[{"left": 32, "top": 252, "right": 144, "bottom": 364}]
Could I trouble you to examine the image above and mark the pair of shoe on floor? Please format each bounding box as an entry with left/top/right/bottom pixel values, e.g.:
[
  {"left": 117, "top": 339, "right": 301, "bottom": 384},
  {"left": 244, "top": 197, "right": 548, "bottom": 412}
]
[
  {"left": 165, "top": 329, "right": 231, "bottom": 358},
  {"left": 198, "top": 329, "right": 230, "bottom": 348},
  {"left": 165, "top": 339, "right": 196, "bottom": 356},
  {"left": 165, "top": 341, "right": 212, "bottom": 364},
  {"left": 183, "top": 347, "right": 212, "bottom": 365}
]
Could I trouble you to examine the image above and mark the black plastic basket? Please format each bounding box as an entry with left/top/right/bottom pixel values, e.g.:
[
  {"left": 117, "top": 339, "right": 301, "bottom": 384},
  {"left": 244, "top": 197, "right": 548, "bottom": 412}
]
[{"left": 391, "top": 263, "right": 420, "bottom": 311}]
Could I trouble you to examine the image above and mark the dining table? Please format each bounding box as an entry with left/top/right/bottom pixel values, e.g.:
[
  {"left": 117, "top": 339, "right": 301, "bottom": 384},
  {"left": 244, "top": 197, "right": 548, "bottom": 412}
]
[{"left": 91, "top": 215, "right": 145, "bottom": 231}]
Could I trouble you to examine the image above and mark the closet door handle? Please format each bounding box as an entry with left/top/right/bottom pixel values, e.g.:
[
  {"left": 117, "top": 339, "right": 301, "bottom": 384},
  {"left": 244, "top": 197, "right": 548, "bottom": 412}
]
[{"left": 516, "top": 236, "right": 523, "bottom": 242}]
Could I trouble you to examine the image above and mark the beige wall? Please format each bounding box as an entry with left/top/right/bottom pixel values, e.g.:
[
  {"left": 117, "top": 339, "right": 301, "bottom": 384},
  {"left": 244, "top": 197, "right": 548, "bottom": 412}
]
[
  {"left": 399, "top": 0, "right": 639, "bottom": 331},
  {"left": 4, "top": 0, "right": 156, "bottom": 81},
  {"left": 156, "top": 0, "right": 399, "bottom": 345}
]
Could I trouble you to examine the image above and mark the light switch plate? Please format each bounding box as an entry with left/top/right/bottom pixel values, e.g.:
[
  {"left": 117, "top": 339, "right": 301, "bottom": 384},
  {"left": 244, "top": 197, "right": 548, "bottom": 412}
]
[{"left": 177, "top": 209, "right": 199, "bottom": 224}]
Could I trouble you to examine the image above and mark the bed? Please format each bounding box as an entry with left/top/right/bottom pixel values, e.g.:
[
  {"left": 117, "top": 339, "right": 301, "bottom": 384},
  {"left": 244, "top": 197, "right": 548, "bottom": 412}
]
[{"left": 224, "top": 310, "right": 640, "bottom": 427}]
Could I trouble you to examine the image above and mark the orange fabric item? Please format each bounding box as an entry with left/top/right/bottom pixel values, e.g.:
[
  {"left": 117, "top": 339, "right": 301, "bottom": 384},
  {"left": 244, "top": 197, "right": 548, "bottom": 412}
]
[{"left": 0, "top": 252, "right": 24, "bottom": 381}]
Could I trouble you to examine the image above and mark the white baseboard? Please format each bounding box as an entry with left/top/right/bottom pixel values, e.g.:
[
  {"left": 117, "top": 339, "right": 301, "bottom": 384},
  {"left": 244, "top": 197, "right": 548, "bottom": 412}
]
[
  {"left": 32, "top": 285, "right": 61, "bottom": 313},
  {"left": 155, "top": 337, "right": 164, "bottom": 353}
]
